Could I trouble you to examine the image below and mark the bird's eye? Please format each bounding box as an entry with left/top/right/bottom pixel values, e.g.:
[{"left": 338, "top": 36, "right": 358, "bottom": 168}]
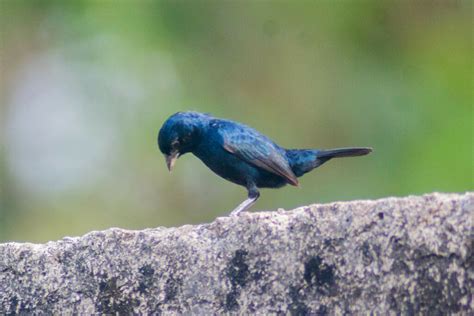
[
  {"left": 171, "top": 139, "right": 179, "bottom": 148},
  {"left": 182, "top": 136, "right": 191, "bottom": 143}
]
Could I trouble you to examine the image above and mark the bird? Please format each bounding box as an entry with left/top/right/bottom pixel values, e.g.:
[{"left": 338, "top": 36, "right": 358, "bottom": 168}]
[{"left": 158, "top": 111, "right": 372, "bottom": 216}]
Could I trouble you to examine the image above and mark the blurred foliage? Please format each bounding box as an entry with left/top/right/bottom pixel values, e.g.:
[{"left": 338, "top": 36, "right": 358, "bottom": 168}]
[{"left": 0, "top": 0, "right": 472, "bottom": 242}]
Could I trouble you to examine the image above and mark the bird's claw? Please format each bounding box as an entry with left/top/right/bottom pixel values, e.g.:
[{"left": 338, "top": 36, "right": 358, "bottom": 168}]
[{"left": 229, "top": 209, "right": 245, "bottom": 217}]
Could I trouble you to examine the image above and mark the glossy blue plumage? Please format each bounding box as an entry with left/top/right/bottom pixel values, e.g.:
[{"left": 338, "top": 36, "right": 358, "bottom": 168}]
[{"left": 158, "top": 111, "right": 372, "bottom": 214}]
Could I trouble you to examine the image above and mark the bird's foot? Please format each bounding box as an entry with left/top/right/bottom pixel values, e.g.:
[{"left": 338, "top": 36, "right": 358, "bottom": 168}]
[
  {"left": 229, "top": 209, "right": 246, "bottom": 217},
  {"left": 229, "top": 196, "right": 257, "bottom": 216}
]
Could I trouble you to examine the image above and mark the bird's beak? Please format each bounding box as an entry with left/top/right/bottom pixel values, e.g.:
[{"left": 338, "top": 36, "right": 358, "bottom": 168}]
[{"left": 165, "top": 151, "right": 179, "bottom": 172}]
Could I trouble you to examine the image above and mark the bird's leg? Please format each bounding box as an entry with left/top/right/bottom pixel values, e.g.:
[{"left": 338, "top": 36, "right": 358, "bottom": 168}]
[{"left": 229, "top": 187, "right": 260, "bottom": 216}]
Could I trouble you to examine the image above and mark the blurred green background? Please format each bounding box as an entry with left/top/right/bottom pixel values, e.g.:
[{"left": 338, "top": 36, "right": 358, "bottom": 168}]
[{"left": 0, "top": 1, "right": 472, "bottom": 242}]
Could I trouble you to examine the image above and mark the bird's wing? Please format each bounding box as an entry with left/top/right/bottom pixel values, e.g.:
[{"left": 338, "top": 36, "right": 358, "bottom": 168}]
[{"left": 216, "top": 121, "right": 299, "bottom": 186}]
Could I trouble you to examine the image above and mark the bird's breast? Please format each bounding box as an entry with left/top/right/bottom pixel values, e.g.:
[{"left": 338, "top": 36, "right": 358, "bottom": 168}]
[{"left": 192, "top": 141, "right": 250, "bottom": 186}]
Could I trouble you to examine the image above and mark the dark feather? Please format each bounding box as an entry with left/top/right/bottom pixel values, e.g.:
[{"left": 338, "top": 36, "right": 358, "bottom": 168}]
[{"left": 218, "top": 121, "right": 299, "bottom": 186}]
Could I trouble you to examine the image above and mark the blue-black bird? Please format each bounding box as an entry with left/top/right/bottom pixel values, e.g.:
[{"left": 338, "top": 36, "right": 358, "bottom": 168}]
[{"left": 158, "top": 111, "right": 372, "bottom": 215}]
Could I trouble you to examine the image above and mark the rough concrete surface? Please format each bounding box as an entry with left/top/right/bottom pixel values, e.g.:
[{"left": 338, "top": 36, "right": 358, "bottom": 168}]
[{"left": 0, "top": 192, "right": 472, "bottom": 315}]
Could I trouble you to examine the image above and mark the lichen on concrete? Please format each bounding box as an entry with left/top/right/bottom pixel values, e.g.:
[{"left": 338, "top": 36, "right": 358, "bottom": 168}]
[{"left": 0, "top": 192, "right": 473, "bottom": 314}]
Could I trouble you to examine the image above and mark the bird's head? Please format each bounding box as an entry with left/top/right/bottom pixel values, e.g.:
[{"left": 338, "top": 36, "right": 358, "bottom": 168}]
[{"left": 158, "top": 111, "right": 209, "bottom": 171}]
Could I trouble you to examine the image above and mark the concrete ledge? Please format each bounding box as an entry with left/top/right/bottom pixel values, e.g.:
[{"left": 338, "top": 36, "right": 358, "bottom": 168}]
[{"left": 0, "top": 192, "right": 473, "bottom": 314}]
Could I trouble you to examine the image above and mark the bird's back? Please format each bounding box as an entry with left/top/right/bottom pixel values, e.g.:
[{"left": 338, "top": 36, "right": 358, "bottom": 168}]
[{"left": 190, "top": 118, "right": 295, "bottom": 188}]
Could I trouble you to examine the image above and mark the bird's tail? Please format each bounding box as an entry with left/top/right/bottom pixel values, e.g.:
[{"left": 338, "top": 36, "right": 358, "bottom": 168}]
[
  {"left": 317, "top": 147, "right": 372, "bottom": 159},
  {"left": 286, "top": 147, "right": 372, "bottom": 177}
]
